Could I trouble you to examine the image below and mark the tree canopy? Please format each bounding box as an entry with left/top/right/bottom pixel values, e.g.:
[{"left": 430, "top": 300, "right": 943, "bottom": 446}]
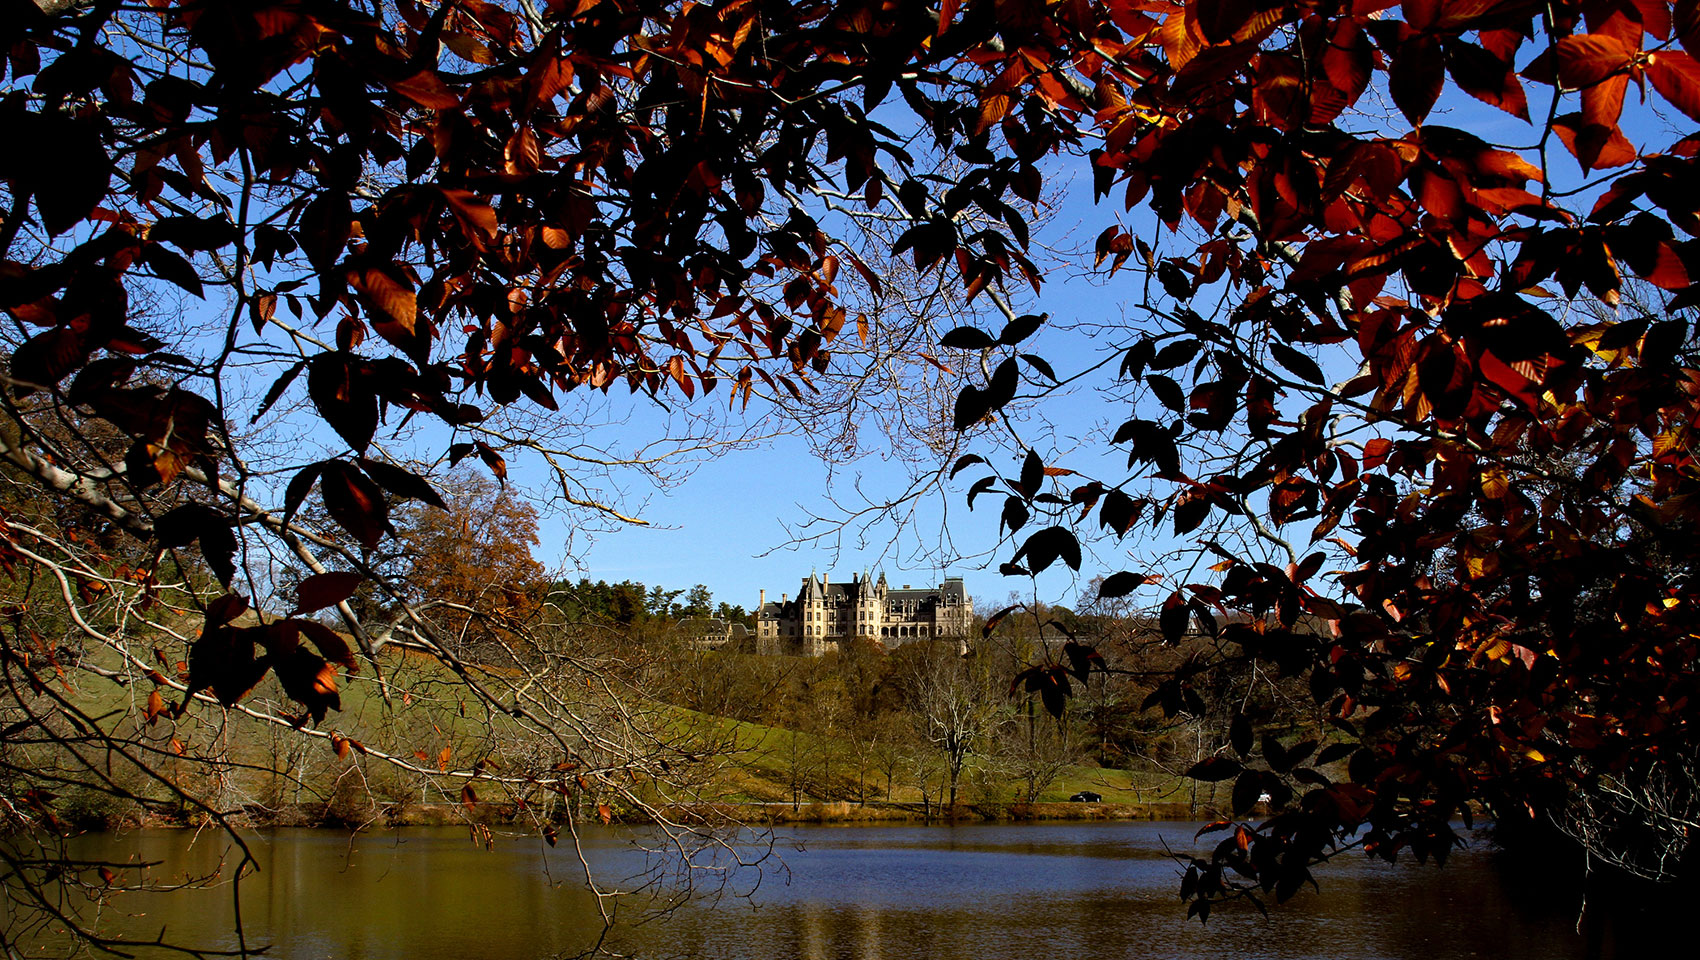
[{"left": 3, "top": 0, "right": 1700, "bottom": 943}]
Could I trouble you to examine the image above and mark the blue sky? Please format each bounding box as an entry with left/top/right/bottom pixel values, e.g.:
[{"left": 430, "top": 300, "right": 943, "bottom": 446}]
[
  {"left": 136, "top": 36, "right": 1682, "bottom": 622},
  {"left": 550, "top": 157, "right": 1155, "bottom": 615},
  {"left": 549, "top": 67, "right": 1692, "bottom": 617}
]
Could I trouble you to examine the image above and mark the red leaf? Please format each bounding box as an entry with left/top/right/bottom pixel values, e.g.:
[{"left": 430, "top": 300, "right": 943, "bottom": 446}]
[
  {"left": 187, "top": 622, "right": 270, "bottom": 707},
  {"left": 1681, "top": 0, "right": 1700, "bottom": 55},
  {"left": 9, "top": 328, "right": 87, "bottom": 397},
  {"left": 1404, "top": 0, "right": 1440, "bottom": 32},
  {"left": 938, "top": 0, "right": 959, "bottom": 35},
  {"left": 1479, "top": 350, "right": 1544, "bottom": 410},
  {"left": 297, "top": 193, "right": 353, "bottom": 273},
  {"left": 1390, "top": 36, "right": 1445, "bottom": 126},
  {"left": 504, "top": 125, "right": 540, "bottom": 176},
  {"left": 1581, "top": 73, "right": 1628, "bottom": 129},
  {"left": 307, "top": 353, "right": 378, "bottom": 453},
  {"left": 319, "top": 460, "right": 390, "bottom": 550},
  {"left": 291, "top": 619, "right": 357, "bottom": 673},
  {"left": 293, "top": 571, "right": 364, "bottom": 615},
  {"left": 154, "top": 503, "right": 237, "bottom": 586},
  {"left": 272, "top": 648, "right": 341, "bottom": 724},
  {"left": 205, "top": 593, "right": 250, "bottom": 629},
  {"left": 386, "top": 70, "right": 460, "bottom": 109},
  {"left": 1647, "top": 51, "right": 1700, "bottom": 122},
  {"left": 1322, "top": 20, "right": 1372, "bottom": 108},
  {"left": 356, "top": 457, "right": 446, "bottom": 509},
  {"left": 1638, "top": 240, "right": 1692, "bottom": 290},
  {"left": 1362, "top": 438, "right": 1394, "bottom": 471},
  {"left": 440, "top": 188, "right": 497, "bottom": 244},
  {"left": 350, "top": 266, "right": 416, "bottom": 331},
  {"left": 1555, "top": 33, "right": 1636, "bottom": 89},
  {"left": 1552, "top": 113, "right": 1638, "bottom": 172},
  {"left": 26, "top": 113, "right": 112, "bottom": 236},
  {"left": 282, "top": 463, "right": 323, "bottom": 530},
  {"left": 1447, "top": 42, "right": 1530, "bottom": 120}
]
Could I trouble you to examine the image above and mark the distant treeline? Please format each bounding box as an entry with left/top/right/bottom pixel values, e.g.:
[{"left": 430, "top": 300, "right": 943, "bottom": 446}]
[{"left": 547, "top": 578, "right": 751, "bottom": 626}]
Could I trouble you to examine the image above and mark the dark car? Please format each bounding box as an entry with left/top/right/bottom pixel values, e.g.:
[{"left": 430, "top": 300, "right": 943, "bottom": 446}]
[{"left": 1069, "top": 791, "right": 1103, "bottom": 803}]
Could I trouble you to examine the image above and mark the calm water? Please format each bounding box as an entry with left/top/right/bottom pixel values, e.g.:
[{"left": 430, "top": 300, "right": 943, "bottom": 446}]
[{"left": 30, "top": 822, "right": 1596, "bottom": 959}]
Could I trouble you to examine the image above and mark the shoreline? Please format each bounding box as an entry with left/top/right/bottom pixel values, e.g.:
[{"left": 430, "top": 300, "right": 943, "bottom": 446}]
[
  {"left": 96, "top": 799, "right": 1215, "bottom": 832},
  {"left": 655, "top": 800, "right": 1204, "bottom": 824}
]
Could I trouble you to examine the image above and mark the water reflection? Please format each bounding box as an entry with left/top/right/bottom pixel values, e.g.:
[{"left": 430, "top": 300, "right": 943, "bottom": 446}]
[{"left": 37, "top": 822, "right": 1591, "bottom": 960}]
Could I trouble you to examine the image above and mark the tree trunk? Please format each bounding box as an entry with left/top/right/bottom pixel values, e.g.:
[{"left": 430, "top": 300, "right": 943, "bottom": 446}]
[{"left": 1026, "top": 698, "right": 1037, "bottom": 804}]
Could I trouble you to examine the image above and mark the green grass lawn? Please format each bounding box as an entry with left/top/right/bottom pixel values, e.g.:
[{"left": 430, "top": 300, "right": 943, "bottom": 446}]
[{"left": 57, "top": 640, "right": 1195, "bottom": 822}]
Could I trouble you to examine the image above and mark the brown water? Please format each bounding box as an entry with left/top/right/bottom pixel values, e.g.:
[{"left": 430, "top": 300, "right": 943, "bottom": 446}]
[{"left": 26, "top": 822, "right": 1599, "bottom": 959}]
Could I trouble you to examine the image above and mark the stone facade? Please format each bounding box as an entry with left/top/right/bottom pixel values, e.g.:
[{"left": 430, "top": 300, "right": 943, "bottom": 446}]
[{"left": 754, "top": 572, "right": 971, "bottom": 656}]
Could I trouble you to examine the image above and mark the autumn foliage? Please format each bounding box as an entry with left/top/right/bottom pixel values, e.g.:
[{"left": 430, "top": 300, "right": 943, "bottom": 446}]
[
  {"left": 2, "top": 0, "right": 1699, "bottom": 925},
  {"left": 932, "top": 0, "right": 1700, "bottom": 910}
]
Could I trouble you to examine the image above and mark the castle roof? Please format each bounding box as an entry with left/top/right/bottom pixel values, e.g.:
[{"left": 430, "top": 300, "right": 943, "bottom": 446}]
[{"left": 762, "top": 572, "right": 968, "bottom": 619}]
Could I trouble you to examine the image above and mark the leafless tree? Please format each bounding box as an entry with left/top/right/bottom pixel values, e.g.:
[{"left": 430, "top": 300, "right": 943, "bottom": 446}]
[
  {"left": 894, "top": 641, "right": 1004, "bottom": 808},
  {"left": 1552, "top": 749, "right": 1700, "bottom": 884}
]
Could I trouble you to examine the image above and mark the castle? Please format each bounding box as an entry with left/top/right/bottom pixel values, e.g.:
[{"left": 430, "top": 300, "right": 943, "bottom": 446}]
[{"left": 755, "top": 572, "right": 971, "bottom": 656}]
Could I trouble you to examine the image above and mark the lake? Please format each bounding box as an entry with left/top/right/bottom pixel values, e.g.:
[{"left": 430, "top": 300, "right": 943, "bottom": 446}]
[{"left": 31, "top": 821, "right": 1603, "bottom": 959}]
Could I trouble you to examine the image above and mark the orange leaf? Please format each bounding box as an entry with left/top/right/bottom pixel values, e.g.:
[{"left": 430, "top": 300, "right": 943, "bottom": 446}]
[
  {"left": 351, "top": 267, "right": 417, "bottom": 333},
  {"left": 1555, "top": 34, "right": 1636, "bottom": 89},
  {"left": 1647, "top": 51, "right": 1700, "bottom": 122},
  {"left": 1479, "top": 350, "right": 1544, "bottom": 410},
  {"left": 1472, "top": 149, "right": 1544, "bottom": 184},
  {"left": 439, "top": 189, "right": 497, "bottom": 243},
  {"left": 443, "top": 31, "right": 495, "bottom": 66},
  {"left": 597, "top": 803, "right": 613, "bottom": 824},
  {"left": 938, "top": 0, "right": 958, "bottom": 36},
  {"left": 504, "top": 125, "right": 540, "bottom": 176},
  {"left": 976, "top": 93, "right": 1012, "bottom": 133},
  {"left": 386, "top": 70, "right": 460, "bottom": 110},
  {"left": 528, "top": 51, "right": 574, "bottom": 108},
  {"left": 1159, "top": 10, "right": 1205, "bottom": 70},
  {"left": 1581, "top": 73, "right": 1628, "bottom": 129},
  {"left": 1552, "top": 114, "right": 1638, "bottom": 172},
  {"left": 1639, "top": 240, "right": 1692, "bottom": 290}
]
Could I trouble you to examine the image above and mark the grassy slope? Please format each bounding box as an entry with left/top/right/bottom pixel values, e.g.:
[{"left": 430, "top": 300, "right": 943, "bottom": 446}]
[
  {"left": 64, "top": 642, "right": 1197, "bottom": 819},
  {"left": 664, "top": 710, "right": 1194, "bottom": 807}
]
